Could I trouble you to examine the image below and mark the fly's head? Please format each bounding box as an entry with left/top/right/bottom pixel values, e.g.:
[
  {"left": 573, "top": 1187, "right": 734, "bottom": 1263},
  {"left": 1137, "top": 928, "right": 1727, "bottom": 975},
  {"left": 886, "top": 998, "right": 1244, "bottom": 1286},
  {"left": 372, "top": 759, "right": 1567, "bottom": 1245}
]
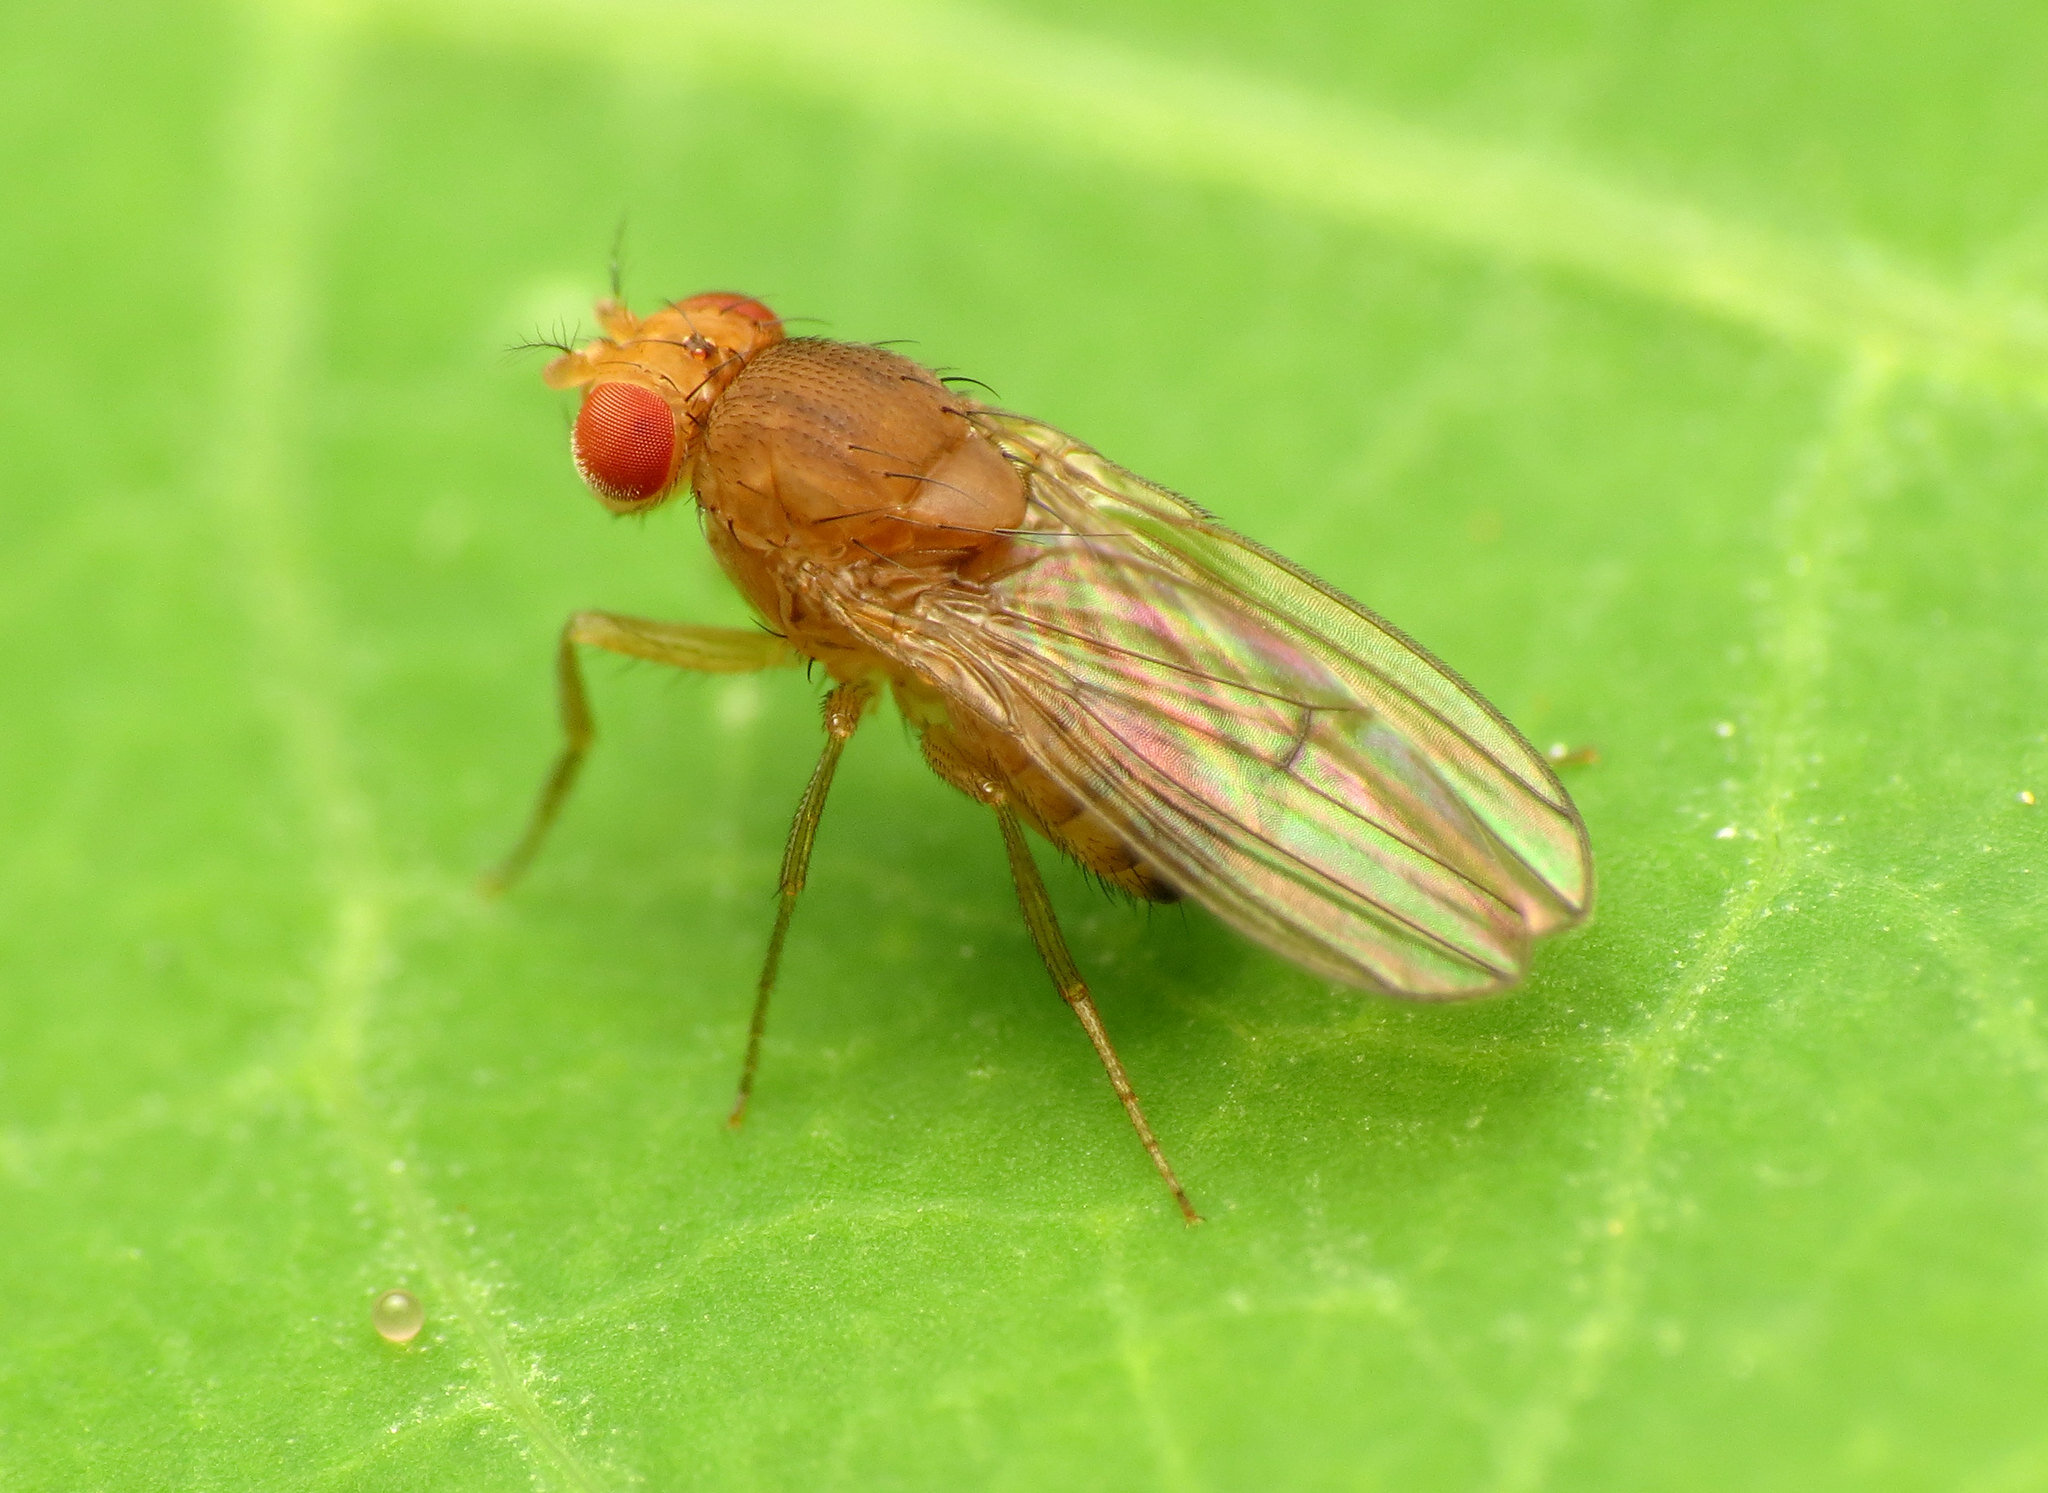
[{"left": 544, "top": 292, "right": 784, "bottom": 513}]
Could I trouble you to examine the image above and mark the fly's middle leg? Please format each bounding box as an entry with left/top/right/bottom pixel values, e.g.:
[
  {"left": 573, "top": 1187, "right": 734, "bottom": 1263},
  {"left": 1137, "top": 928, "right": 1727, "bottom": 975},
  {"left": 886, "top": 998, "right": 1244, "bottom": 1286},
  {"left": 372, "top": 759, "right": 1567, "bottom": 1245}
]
[
  {"left": 484, "top": 611, "right": 797, "bottom": 893},
  {"left": 728, "top": 679, "right": 876, "bottom": 1128}
]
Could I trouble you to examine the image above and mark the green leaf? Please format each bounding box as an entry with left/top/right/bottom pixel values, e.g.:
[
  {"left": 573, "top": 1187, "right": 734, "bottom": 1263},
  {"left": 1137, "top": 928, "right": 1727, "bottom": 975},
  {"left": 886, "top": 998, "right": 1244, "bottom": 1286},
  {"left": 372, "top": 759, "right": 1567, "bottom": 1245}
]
[{"left": 6, "top": 0, "right": 2045, "bottom": 1487}]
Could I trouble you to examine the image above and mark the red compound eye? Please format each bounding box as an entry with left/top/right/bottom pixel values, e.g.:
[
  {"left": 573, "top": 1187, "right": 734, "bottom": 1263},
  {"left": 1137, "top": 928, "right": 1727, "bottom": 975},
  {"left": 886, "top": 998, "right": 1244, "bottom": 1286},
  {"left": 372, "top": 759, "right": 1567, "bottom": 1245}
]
[
  {"left": 714, "top": 295, "right": 779, "bottom": 328},
  {"left": 572, "top": 382, "right": 676, "bottom": 503},
  {"left": 677, "top": 292, "right": 780, "bottom": 328}
]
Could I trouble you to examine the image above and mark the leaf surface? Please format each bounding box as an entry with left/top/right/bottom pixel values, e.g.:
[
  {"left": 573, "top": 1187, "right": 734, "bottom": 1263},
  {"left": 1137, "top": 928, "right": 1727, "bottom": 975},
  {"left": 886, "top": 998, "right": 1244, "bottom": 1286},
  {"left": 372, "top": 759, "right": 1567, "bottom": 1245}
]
[{"left": 4, "top": 1, "right": 2045, "bottom": 1487}]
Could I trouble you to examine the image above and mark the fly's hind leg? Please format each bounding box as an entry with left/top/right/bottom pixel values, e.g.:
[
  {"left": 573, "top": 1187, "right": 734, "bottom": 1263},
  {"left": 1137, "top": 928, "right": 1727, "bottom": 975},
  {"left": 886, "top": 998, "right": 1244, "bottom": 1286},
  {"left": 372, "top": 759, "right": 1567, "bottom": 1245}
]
[
  {"left": 484, "top": 611, "right": 797, "bottom": 893},
  {"left": 728, "top": 679, "right": 875, "bottom": 1128},
  {"left": 994, "top": 801, "right": 1201, "bottom": 1225}
]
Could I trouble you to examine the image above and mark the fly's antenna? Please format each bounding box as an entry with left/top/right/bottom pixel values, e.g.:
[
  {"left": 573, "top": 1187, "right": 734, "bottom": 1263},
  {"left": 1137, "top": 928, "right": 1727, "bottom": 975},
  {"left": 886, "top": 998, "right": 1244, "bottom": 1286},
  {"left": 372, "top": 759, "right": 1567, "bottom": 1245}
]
[{"left": 507, "top": 319, "right": 583, "bottom": 359}]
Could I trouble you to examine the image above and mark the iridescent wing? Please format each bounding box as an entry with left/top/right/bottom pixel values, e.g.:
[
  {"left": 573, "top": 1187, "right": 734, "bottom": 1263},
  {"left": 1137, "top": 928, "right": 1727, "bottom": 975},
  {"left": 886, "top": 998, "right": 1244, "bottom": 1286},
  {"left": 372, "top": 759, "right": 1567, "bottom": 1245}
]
[{"left": 871, "top": 411, "right": 1592, "bottom": 996}]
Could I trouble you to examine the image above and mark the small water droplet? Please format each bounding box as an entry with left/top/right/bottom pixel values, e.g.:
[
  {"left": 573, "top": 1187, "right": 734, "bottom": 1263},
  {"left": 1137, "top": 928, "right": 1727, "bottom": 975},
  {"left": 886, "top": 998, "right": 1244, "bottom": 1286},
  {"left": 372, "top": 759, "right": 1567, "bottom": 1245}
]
[{"left": 373, "top": 1289, "right": 424, "bottom": 1344}]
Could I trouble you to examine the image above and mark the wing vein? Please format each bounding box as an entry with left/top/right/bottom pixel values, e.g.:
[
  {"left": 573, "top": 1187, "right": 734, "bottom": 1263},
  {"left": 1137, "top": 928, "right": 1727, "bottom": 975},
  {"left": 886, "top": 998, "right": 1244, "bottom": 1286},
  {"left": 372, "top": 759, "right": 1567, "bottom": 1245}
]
[{"left": 1000, "top": 657, "right": 1522, "bottom": 978}]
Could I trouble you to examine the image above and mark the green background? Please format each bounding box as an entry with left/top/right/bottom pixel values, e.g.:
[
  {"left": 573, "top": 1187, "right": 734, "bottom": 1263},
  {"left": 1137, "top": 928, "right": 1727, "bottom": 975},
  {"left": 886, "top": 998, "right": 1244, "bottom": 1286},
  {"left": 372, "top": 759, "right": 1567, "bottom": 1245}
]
[{"left": 5, "top": 0, "right": 2045, "bottom": 1487}]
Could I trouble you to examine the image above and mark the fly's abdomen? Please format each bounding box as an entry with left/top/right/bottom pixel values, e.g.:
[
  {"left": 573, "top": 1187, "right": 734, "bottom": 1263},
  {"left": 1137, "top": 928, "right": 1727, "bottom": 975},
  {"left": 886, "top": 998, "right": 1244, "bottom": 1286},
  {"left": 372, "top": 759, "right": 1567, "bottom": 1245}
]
[{"left": 916, "top": 700, "right": 1177, "bottom": 903}]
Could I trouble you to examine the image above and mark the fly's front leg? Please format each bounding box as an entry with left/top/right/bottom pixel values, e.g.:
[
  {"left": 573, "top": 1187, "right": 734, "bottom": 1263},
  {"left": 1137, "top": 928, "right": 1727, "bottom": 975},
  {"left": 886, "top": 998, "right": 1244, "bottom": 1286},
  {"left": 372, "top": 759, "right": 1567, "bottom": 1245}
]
[
  {"left": 484, "top": 611, "right": 797, "bottom": 893},
  {"left": 728, "top": 679, "right": 876, "bottom": 1128},
  {"left": 993, "top": 801, "right": 1201, "bottom": 1225}
]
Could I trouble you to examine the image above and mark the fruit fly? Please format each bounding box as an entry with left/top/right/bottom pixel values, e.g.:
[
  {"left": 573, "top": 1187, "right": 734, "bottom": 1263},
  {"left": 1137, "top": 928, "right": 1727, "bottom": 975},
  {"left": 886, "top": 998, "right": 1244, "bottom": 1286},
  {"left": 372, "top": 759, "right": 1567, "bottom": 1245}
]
[{"left": 490, "top": 291, "right": 1593, "bottom": 1224}]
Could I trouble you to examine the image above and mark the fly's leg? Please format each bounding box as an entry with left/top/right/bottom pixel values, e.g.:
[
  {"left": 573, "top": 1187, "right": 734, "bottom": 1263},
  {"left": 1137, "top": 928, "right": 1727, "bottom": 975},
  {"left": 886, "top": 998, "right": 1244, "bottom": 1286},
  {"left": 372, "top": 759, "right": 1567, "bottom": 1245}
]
[
  {"left": 484, "top": 611, "right": 797, "bottom": 893},
  {"left": 728, "top": 679, "right": 875, "bottom": 1128},
  {"left": 994, "top": 801, "right": 1201, "bottom": 1225}
]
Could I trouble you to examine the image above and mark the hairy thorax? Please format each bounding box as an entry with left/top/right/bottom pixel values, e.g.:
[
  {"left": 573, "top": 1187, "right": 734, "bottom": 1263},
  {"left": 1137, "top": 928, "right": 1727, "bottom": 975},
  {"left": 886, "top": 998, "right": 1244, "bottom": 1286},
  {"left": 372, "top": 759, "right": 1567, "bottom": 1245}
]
[
  {"left": 689, "top": 338, "right": 1175, "bottom": 902},
  {"left": 693, "top": 341, "right": 1021, "bottom": 564}
]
